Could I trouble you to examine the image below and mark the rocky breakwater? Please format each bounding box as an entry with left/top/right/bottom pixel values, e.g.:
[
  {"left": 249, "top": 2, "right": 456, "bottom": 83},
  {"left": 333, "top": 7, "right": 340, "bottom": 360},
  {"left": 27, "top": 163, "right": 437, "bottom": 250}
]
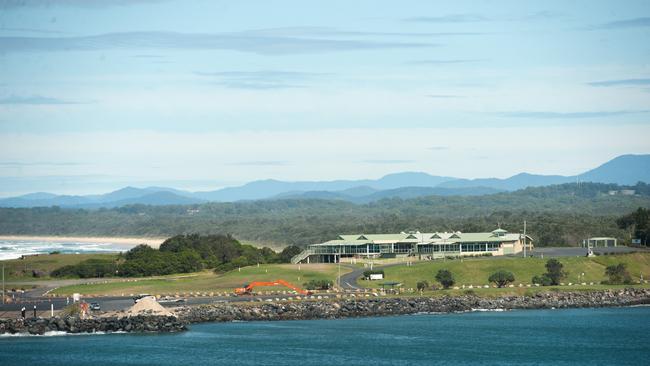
[
  {"left": 177, "top": 288, "right": 650, "bottom": 323},
  {"left": 0, "top": 315, "right": 186, "bottom": 335}
]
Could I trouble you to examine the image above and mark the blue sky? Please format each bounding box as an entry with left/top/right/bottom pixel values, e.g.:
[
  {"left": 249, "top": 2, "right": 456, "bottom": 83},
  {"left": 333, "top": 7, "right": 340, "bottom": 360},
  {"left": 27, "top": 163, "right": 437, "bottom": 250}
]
[{"left": 0, "top": 0, "right": 649, "bottom": 196}]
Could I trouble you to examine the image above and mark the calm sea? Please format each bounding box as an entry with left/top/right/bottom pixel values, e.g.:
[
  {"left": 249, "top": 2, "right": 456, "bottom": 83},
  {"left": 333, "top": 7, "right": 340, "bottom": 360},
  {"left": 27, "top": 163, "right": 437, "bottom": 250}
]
[
  {"left": 0, "top": 240, "right": 128, "bottom": 261},
  {"left": 1, "top": 307, "right": 649, "bottom": 365}
]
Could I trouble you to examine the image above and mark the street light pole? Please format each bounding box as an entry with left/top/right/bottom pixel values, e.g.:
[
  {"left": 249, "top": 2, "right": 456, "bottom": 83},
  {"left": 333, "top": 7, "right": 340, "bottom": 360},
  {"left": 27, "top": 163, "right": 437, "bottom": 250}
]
[
  {"left": 2, "top": 263, "right": 4, "bottom": 305},
  {"left": 523, "top": 220, "right": 527, "bottom": 258}
]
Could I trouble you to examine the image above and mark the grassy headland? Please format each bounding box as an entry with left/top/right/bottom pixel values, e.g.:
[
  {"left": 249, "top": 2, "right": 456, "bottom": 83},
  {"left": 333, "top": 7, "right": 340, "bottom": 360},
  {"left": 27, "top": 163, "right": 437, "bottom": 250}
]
[{"left": 359, "top": 252, "right": 650, "bottom": 290}]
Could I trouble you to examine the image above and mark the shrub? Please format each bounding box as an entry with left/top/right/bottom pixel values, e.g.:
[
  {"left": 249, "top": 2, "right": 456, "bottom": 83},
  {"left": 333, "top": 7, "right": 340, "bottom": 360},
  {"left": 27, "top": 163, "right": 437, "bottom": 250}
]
[
  {"left": 51, "top": 258, "right": 118, "bottom": 278},
  {"left": 435, "top": 269, "right": 455, "bottom": 289},
  {"left": 303, "top": 279, "right": 332, "bottom": 290},
  {"left": 532, "top": 275, "right": 553, "bottom": 286},
  {"left": 603, "top": 263, "right": 634, "bottom": 285},
  {"left": 544, "top": 259, "right": 566, "bottom": 285},
  {"left": 416, "top": 280, "right": 429, "bottom": 291},
  {"left": 489, "top": 270, "right": 515, "bottom": 288}
]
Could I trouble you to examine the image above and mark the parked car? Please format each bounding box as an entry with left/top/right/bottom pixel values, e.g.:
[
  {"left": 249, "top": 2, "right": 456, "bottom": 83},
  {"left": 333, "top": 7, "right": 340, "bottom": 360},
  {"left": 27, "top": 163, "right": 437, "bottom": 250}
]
[{"left": 89, "top": 302, "right": 101, "bottom": 311}]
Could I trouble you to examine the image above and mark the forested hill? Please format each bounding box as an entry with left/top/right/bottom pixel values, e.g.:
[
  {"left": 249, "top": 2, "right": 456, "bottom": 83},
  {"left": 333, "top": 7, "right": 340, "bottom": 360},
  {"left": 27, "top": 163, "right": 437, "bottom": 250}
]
[{"left": 1, "top": 182, "right": 649, "bottom": 248}]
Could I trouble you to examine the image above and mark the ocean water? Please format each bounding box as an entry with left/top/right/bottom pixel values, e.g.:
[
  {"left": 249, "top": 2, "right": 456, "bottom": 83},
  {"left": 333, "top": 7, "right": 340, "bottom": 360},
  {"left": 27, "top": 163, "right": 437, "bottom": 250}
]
[
  {"left": 0, "top": 240, "right": 128, "bottom": 260},
  {"left": 1, "top": 307, "right": 649, "bottom": 365}
]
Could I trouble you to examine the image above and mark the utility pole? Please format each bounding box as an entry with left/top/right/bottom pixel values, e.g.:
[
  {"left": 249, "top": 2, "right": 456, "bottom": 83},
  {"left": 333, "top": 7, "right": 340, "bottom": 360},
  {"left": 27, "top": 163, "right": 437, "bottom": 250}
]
[
  {"left": 2, "top": 263, "right": 4, "bottom": 305},
  {"left": 523, "top": 220, "right": 527, "bottom": 258},
  {"left": 337, "top": 245, "right": 342, "bottom": 290}
]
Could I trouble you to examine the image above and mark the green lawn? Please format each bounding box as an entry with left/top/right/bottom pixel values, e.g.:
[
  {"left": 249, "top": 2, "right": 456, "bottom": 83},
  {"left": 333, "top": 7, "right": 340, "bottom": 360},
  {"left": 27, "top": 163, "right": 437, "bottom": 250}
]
[
  {"left": 360, "top": 253, "right": 650, "bottom": 290},
  {"left": 51, "top": 263, "right": 345, "bottom": 296},
  {"left": 2, "top": 253, "right": 119, "bottom": 281}
]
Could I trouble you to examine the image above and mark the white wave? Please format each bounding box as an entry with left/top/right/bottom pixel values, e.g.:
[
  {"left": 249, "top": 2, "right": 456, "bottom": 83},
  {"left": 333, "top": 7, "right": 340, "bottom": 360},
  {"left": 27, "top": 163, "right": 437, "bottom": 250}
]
[
  {"left": 0, "top": 330, "right": 128, "bottom": 337},
  {"left": 471, "top": 308, "right": 507, "bottom": 312},
  {"left": 0, "top": 240, "right": 128, "bottom": 261}
]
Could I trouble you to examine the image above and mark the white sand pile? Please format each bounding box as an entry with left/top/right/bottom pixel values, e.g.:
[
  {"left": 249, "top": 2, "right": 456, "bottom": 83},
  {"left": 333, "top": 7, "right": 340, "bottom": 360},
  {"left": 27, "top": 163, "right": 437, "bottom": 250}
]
[{"left": 126, "top": 297, "right": 175, "bottom": 317}]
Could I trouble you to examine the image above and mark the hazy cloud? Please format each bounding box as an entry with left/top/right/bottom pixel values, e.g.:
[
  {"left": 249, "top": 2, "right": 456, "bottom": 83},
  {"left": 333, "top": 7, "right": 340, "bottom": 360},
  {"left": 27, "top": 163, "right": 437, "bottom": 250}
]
[
  {"left": 0, "top": 31, "right": 433, "bottom": 55},
  {"left": 362, "top": 159, "right": 415, "bottom": 164},
  {"left": 241, "top": 26, "right": 480, "bottom": 38},
  {"left": 228, "top": 161, "right": 289, "bottom": 166},
  {"left": 0, "top": 95, "right": 90, "bottom": 105},
  {"left": 426, "top": 94, "right": 464, "bottom": 99},
  {"left": 588, "top": 17, "right": 650, "bottom": 30},
  {"left": 0, "top": 27, "right": 68, "bottom": 34},
  {"left": 405, "top": 13, "right": 489, "bottom": 23},
  {"left": 0, "top": 161, "right": 83, "bottom": 167},
  {"left": 132, "top": 54, "right": 165, "bottom": 58},
  {"left": 0, "top": 0, "right": 167, "bottom": 8},
  {"left": 196, "top": 70, "right": 326, "bottom": 90},
  {"left": 404, "top": 11, "right": 557, "bottom": 23},
  {"left": 410, "top": 59, "right": 485, "bottom": 65},
  {"left": 428, "top": 146, "right": 449, "bottom": 151},
  {"left": 500, "top": 110, "right": 650, "bottom": 119},
  {"left": 588, "top": 78, "right": 650, "bottom": 87}
]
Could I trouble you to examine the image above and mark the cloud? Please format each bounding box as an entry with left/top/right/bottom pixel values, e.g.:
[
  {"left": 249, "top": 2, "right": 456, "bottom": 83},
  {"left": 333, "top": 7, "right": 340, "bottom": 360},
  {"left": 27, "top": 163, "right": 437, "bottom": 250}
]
[
  {"left": 588, "top": 17, "right": 650, "bottom": 30},
  {"left": 362, "top": 159, "right": 415, "bottom": 164},
  {"left": 195, "top": 70, "right": 326, "bottom": 90},
  {"left": 0, "top": 27, "right": 68, "bottom": 34},
  {"left": 428, "top": 146, "right": 450, "bottom": 151},
  {"left": 0, "top": 161, "right": 83, "bottom": 167},
  {"left": 410, "top": 59, "right": 485, "bottom": 65},
  {"left": 588, "top": 78, "right": 650, "bottom": 87},
  {"left": 228, "top": 161, "right": 289, "bottom": 166},
  {"left": 405, "top": 14, "right": 490, "bottom": 23},
  {"left": 0, "top": 31, "right": 433, "bottom": 55},
  {"left": 0, "top": 95, "right": 91, "bottom": 105},
  {"left": 404, "top": 11, "right": 558, "bottom": 23},
  {"left": 240, "top": 26, "right": 480, "bottom": 38},
  {"left": 132, "top": 54, "right": 165, "bottom": 58},
  {"left": 0, "top": 0, "right": 167, "bottom": 8},
  {"left": 426, "top": 95, "right": 464, "bottom": 99},
  {"left": 500, "top": 110, "right": 650, "bottom": 119}
]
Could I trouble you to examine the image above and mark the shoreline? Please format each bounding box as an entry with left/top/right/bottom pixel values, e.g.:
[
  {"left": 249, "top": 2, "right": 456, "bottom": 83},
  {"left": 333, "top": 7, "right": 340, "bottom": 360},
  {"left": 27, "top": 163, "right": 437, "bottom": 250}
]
[
  {"left": 1, "top": 289, "right": 649, "bottom": 335},
  {"left": 174, "top": 288, "right": 650, "bottom": 324},
  {"left": 0, "top": 235, "right": 167, "bottom": 249}
]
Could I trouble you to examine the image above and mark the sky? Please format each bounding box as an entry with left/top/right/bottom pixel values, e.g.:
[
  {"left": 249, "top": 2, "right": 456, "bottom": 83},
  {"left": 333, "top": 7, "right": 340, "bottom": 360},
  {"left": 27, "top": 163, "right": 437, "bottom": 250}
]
[{"left": 0, "top": 0, "right": 649, "bottom": 196}]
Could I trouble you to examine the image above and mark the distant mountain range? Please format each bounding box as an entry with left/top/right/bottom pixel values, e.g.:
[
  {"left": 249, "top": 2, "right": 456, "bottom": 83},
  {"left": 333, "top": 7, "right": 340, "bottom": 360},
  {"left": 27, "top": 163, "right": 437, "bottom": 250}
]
[{"left": 1, "top": 154, "right": 649, "bottom": 208}]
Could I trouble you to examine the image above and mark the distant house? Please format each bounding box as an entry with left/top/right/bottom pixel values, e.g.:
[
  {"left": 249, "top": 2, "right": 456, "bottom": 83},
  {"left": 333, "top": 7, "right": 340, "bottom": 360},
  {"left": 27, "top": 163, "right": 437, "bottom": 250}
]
[
  {"left": 292, "top": 228, "right": 533, "bottom": 264},
  {"left": 608, "top": 190, "right": 635, "bottom": 196}
]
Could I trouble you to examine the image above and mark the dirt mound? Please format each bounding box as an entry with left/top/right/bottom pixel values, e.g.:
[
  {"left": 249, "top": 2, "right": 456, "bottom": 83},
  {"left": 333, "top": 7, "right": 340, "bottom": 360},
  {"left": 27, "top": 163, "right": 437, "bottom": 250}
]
[{"left": 126, "top": 297, "right": 175, "bottom": 317}]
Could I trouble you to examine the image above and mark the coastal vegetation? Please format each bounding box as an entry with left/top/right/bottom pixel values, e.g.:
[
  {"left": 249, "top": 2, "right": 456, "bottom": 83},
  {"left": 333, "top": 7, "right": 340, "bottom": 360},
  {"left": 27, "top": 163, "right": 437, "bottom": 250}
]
[
  {"left": 488, "top": 270, "right": 515, "bottom": 288},
  {"left": 603, "top": 263, "right": 634, "bottom": 285},
  {"left": 47, "top": 234, "right": 299, "bottom": 279},
  {"left": 616, "top": 207, "right": 650, "bottom": 245},
  {"left": 1, "top": 183, "right": 649, "bottom": 247},
  {"left": 435, "top": 269, "right": 455, "bottom": 289},
  {"left": 2, "top": 253, "right": 118, "bottom": 281}
]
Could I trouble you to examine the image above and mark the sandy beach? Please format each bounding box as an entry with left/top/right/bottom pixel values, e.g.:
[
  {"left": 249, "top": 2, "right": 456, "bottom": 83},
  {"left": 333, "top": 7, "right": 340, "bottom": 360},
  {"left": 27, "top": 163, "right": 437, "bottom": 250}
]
[{"left": 0, "top": 235, "right": 167, "bottom": 249}]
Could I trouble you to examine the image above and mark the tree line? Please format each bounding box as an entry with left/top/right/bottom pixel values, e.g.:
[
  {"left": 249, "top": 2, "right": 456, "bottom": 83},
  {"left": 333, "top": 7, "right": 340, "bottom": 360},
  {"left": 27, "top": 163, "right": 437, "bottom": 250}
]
[
  {"left": 51, "top": 234, "right": 303, "bottom": 278},
  {"left": 2, "top": 182, "right": 649, "bottom": 248}
]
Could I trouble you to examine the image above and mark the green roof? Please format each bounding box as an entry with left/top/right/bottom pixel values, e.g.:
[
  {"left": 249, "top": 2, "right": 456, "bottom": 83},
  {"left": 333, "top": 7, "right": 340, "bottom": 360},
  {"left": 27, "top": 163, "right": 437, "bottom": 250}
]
[{"left": 313, "top": 231, "right": 529, "bottom": 247}]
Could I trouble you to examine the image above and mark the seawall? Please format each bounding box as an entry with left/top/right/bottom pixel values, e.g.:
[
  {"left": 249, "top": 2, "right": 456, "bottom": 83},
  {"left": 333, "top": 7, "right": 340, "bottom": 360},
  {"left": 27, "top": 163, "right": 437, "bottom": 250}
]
[
  {"left": 0, "top": 315, "right": 186, "bottom": 335},
  {"left": 176, "top": 288, "right": 650, "bottom": 323}
]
